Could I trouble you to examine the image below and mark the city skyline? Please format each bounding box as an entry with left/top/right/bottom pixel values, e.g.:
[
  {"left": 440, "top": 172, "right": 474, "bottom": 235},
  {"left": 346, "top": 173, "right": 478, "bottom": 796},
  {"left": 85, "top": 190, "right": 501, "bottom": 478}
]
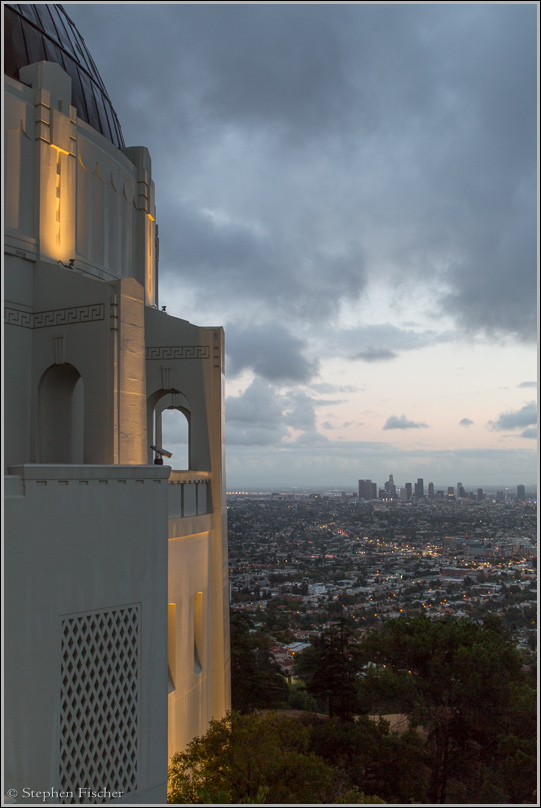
[
  {"left": 227, "top": 480, "right": 536, "bottom": 496},
  {"left": 358, "top": 475, "right": 533, "bottom": 501},
  {"left": 65, "top": 4, "right": 538, "bottom": 489}
]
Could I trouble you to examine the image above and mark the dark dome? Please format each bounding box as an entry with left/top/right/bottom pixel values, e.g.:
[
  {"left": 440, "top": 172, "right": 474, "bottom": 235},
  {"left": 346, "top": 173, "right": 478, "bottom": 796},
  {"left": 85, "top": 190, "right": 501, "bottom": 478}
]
[{"left": 4, "top": 4, "right": 124, "bottom": 148}]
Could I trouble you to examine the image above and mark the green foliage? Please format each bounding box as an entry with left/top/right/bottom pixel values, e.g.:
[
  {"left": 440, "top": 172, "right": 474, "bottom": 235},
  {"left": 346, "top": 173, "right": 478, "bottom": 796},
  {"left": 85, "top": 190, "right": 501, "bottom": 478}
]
[
  {"left": 358, "top": 615, "right": 536, "bottom": 804},
  {"left": 287, "top": 680, "right": 319, "bottom": 712},
  {"left": 210, "top": 613, "right": 535, "bottom": 804},
  {"left": 167, "top": 711, "right": 384, "bottom": 804},
  {"left": 230, "top": 612, "right": 289, "bottom": 712},
  {"left": 295, "top": 617, "right": 363, "bottom": 719},
  {"left": 308, "top": 716, "right": 426, "bottom": 804}
]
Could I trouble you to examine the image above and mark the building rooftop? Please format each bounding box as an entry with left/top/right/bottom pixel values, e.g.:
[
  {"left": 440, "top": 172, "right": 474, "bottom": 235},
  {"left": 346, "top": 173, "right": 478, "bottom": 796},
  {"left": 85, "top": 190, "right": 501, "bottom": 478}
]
[{"left": 4, "top": 3, "right": 124, "bottom": 148}]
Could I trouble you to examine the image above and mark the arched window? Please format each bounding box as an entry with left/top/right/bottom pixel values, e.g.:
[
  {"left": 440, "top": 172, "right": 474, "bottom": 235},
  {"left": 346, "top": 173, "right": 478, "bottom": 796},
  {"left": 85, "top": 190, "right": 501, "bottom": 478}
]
[
  {"left": 161, "top": 408, "right": 189, "bottom": 470},
  {"left": 38, "top": 364, "right": 84, "bottom": 463},
  {"left": 147, "top": 390, "right": 190, "bottom": 468}
]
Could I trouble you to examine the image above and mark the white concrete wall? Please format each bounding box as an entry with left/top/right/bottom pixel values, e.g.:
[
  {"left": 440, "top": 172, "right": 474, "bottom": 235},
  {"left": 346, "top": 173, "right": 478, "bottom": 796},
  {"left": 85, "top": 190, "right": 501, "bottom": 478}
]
[
  {"left": 145, "top": 310, "right": 231, "bottom": 747},
  {"left": 4, "top": 66, "right": 157, "bottom": 295},
  {"left": 4, "top": 465, "right": 170, "bottom": 804}
]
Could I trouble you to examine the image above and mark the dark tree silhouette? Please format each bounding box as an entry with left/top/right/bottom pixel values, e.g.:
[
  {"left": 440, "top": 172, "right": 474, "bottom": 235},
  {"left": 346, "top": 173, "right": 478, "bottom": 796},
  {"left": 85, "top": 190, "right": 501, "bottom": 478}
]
[
  {"left": 230, "top": 611, "right": 288, "bottom": 711},
  {"left": 295, "top": 617, "right": 363, "bottom": 720},
  {"left": 358, "top": 615, "right": 536, "bottom": 804}
]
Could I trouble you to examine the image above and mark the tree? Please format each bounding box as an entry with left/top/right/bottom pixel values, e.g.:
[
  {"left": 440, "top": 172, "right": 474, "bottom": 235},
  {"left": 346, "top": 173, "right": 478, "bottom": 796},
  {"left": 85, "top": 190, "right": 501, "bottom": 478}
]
[
  {"left": 168, "top": 711, "right": 384, "bottom": 804},
  {"left": 307, "top": 715, "right": 426, "bottom": 804},
  {"left": 295, "top": 617, "right": 363, "bottom": 720},
  {"left": 229, "top": 611, "right": 288, "bottom": 712},
  {"left": 358, "top": 615, "right": 536, "bottom": 804}
]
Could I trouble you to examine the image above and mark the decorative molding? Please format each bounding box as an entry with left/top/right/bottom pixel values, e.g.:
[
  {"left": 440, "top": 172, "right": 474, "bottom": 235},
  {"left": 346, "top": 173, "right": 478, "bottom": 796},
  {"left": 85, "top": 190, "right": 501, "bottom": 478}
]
[
  {"left": 4, "top": 307, "right": 33, "bottom": 328},
  {"left": 161, "top": 366, "right": 172, "bottom": 390},
  {"left": 146, "top": 346, "right": 210, "bottom": 360},
  {"left": 4, "top": 304, "right": 105, "bottom": 329},
  {"left": 53, "top": 335, "right": 65, "bottom": 365},
  {"left": 34, "top": 304, "right": 105, "bottom": 328},
  {"left": 110, "top": 297, "right": 119, "bottom": 331}
]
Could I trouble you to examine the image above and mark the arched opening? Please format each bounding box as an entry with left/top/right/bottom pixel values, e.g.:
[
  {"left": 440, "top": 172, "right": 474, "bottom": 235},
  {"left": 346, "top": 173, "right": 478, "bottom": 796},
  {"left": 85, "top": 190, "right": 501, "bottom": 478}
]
[
  {"left": 38, "top": 364, "right": 84, "bottom": 463},
  {"left": 160, "top": 407, "right": 189, "bottom": 470},
  {"left": 147, "top": 390, "right": 190, "bottom": 469}
]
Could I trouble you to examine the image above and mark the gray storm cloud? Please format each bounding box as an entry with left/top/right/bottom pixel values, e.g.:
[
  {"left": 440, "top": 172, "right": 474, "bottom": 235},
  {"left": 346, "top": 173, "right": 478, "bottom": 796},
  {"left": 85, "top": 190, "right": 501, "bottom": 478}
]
[
  {"left": 488, "top": 402, "right": 537, "bottom": 432},
  {"left": 225, "top": 381, "right": 339, "bottom": 446},
  {"left": 225, "top": 323, "right": 318, "bottom": 383},
  {"left": 63, "top": 4, "right": 537, "bottom": 485},
  {"left": 225, "top": 378, "right": 289, "bottom": 446},
  {"left": 65, "top": 3, "right": 537, "bottom": 344},
  {"left": 383, "top": 415, "right": 429, "bottom": 431},
  {"left": 353, "top": 348, "right": 398, "bottom": 363}
]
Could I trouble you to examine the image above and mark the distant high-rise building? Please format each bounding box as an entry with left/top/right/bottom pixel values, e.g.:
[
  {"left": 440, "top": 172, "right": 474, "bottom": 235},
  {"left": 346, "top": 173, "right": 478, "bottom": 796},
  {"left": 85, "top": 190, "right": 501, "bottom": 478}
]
[
  {"left": 477, "top": 488, "right": 484, "bottom": 501},
  {"left": 358, "top": 479, "right": 377, "bottom": 500},
  {"left": 414, "top": 478, "right": 424, "bottom": 499},
  {"left": 517, "top": 484, "right": 526, "bottom": 501},
  {"left": 448, "top": 487, "right": 455, "bottom": 498},
  {"left": 428, "top": 482, "right": 435, "bottom": 499},
  {"left": 385, "top": 473, "right": 397, "bottom": 499},
  {"left": 457, "top": 482, "right": 465, "bottom": 498},
  {"left": 405, "top": 482, "right": 412, "bottom": 500}
]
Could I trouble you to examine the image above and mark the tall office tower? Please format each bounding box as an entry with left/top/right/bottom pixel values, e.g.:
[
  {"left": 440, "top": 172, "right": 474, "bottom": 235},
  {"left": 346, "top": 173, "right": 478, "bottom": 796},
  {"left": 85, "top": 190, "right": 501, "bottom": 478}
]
[
  {"left": 388, "top": 473, "right": 397, "bottom": 498},
  {"left": 358, "top": 479, "right": 376, "bottom": 500},
  {"left": 496, "top": 490, "right": 505, "bottom": 502},
  {"left": 4, "top": 6, "right": 230, "bottom": 801},
  {"left": 428, "top": 482, "right": 435, "bottom": 499},
  {"left": 517, "top": 484, "right": 526, "bottom": 501},
  {"left": 477, "top": 488, "right": 484, "bottom": 501},
  {"left": 448, "top": 487, "right": 455, "bottom": 497},
  {"left": 457, "top": 482, "right": 465, "bottom": 498},
  {"left": 405, "top": 482, "right": 412, "bottom": 500},
  {"left": 414, "top": 478, "right": 424, "bottom": 498}
]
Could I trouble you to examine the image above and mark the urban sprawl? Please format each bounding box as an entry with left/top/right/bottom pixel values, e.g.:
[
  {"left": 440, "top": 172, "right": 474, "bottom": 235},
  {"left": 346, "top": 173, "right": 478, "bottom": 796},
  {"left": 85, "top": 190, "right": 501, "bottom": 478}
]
[{"left": 228, "top": 479, "right": 537, "bottom": 673}]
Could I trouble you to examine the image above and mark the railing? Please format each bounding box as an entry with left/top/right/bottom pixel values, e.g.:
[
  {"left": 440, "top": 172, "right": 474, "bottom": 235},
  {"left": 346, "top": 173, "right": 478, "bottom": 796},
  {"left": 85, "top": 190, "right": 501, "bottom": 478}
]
[{"left": 168, "top": 470, "right": 212, "bottom": 518}]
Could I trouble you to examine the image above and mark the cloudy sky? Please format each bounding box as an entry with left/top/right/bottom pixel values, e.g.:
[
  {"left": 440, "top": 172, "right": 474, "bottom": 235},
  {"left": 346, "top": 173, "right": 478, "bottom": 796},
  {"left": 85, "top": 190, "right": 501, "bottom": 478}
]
[{"left": 64, "top": 2, "right": 538, "bottom": 490}]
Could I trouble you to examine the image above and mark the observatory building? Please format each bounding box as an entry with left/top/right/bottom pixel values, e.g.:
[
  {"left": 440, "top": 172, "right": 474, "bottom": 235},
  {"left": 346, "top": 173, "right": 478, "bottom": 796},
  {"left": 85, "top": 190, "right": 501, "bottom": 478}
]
[{"left": 4, "top": 4, "right": 230, "bottom": 803}]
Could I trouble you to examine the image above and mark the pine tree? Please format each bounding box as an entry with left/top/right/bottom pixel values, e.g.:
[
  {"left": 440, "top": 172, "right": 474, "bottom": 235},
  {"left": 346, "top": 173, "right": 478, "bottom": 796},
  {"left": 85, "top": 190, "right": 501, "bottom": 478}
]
[{"left": 295, "top": 616, "right": 363, "bottom": 720}]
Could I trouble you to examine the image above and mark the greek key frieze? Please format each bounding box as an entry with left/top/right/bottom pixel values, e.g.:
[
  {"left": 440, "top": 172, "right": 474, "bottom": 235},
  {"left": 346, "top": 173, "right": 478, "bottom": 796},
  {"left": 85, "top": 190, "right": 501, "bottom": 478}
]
[
  {"left": 146, "top": 346, "right": 211, "bottom": 360},
  {"left": 5, "top": 304, "right": 105, "bottom": 329},
  {"left": 33, "top": 304, "right": 105, "bottom": 327},
  {"left": 4, "top": 307, "right": 33, "bottom": 328}
]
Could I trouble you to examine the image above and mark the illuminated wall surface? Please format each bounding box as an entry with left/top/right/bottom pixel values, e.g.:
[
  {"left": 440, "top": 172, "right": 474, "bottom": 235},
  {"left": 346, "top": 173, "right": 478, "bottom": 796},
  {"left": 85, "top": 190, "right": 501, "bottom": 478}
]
[{"left": 3, "top": 5, "right": 230, "bottom": 804}]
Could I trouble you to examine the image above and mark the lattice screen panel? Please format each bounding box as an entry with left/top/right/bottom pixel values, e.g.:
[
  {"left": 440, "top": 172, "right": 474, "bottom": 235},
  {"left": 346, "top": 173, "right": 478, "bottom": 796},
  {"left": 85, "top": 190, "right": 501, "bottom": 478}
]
[{"left": 59, "top": 606, "right": 140, "bottom": 803}]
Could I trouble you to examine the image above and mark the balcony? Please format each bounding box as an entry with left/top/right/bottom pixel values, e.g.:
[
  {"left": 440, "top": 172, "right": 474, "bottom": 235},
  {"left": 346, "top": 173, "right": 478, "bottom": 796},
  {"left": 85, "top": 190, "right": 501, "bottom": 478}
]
[{"left": 168, "top": 470, "right": 211, "bottom": 517}]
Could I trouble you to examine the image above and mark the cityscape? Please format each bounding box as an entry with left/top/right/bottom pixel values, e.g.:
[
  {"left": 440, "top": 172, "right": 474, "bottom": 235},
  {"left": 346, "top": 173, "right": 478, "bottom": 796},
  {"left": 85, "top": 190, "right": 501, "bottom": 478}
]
[
  {"left": 4, "top": 3, "right": 537, "bottom": 804},
  {"left": 227, "top": 476, "right": 537, "bottom": 669}
]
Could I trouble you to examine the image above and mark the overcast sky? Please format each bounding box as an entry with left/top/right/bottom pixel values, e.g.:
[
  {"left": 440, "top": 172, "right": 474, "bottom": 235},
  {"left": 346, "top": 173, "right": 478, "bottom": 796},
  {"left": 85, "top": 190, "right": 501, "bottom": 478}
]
[{"left": 64, "top": 2, "right": 538, "bottom": 490}]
